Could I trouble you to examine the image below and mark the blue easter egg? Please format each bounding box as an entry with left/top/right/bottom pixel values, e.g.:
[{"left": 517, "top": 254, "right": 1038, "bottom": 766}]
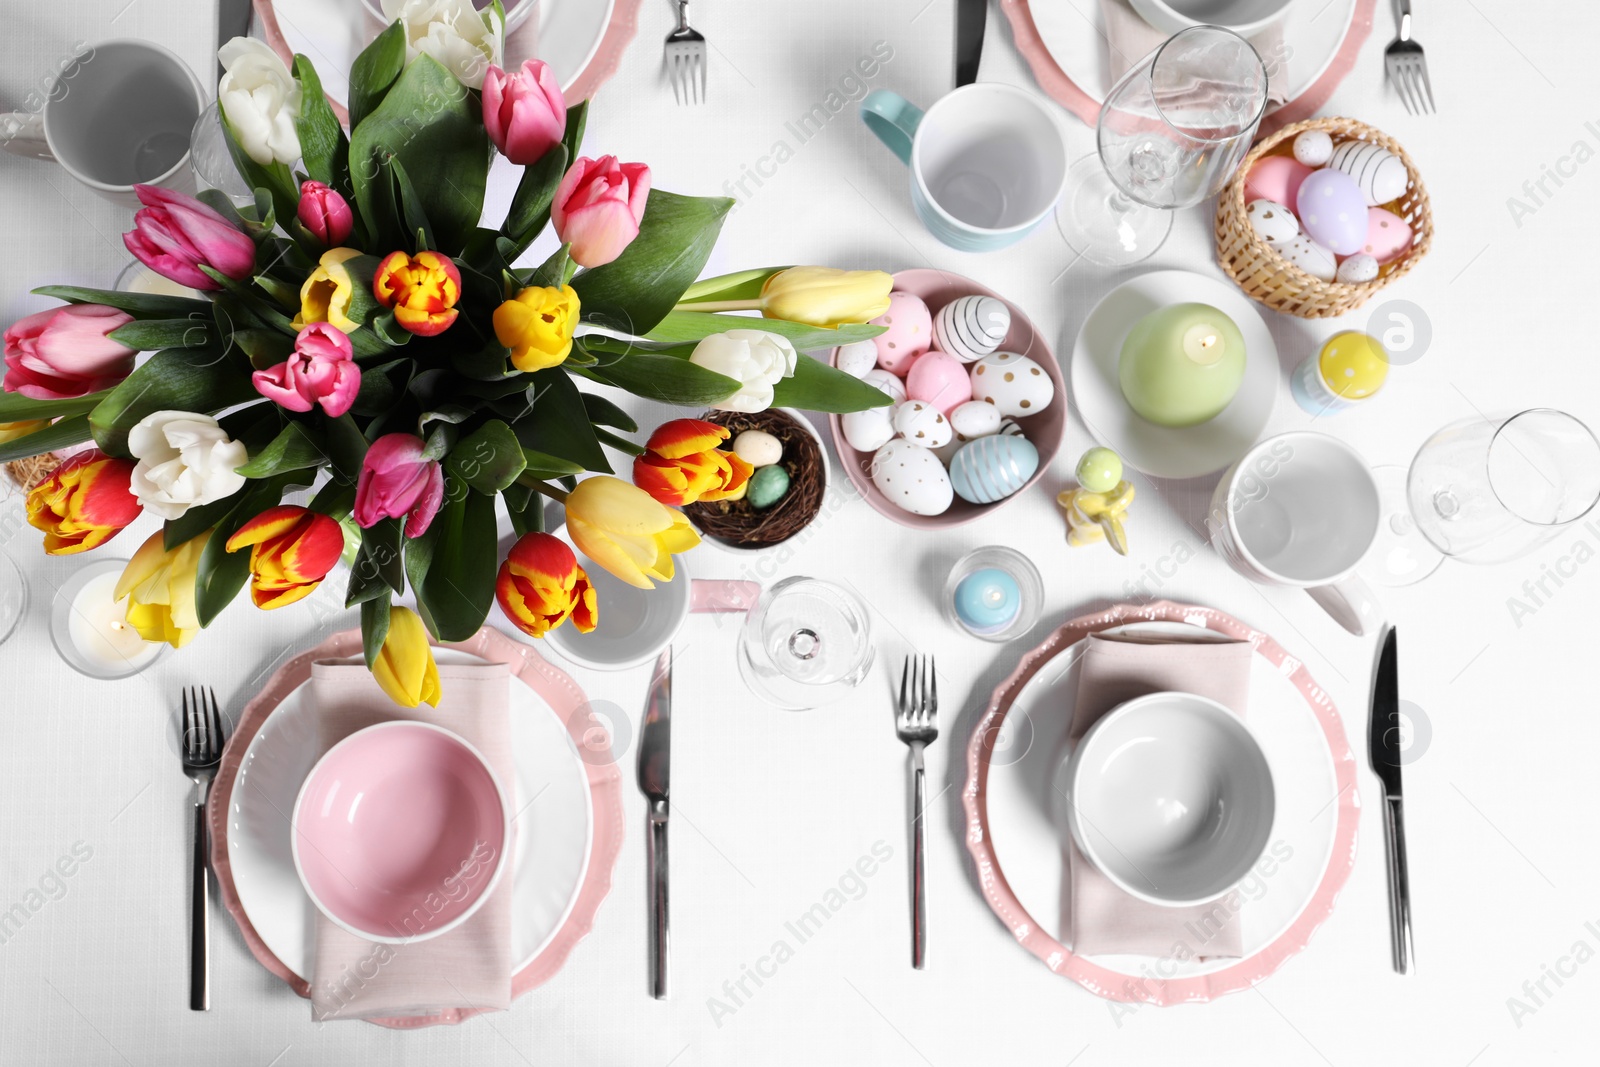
[
  {"left": 949, "top": 434, "right": 1039, "bottom": 505},
  {"left": 1295, "top": 169, "right": 1368, "bottom": 256}
]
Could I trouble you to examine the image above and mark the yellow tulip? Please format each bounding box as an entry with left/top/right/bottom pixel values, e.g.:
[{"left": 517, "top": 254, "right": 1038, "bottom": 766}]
[
  {"left": 292, "top": 246, "right": 364, "bottom": 333},
  {"left": 493, "top": 284, "right": 580, "bottom": 372},
  {"left": 114, "top": 530, "right": 209, "bottom": 647},
  {"left": 372, "top": 606, "right": 442, "bottom": 708},
  {"left": 759, "top": 266, "right": 892, "bottom": 327},
  {"left": 565, "top": 475, "right": 700, "bottom": 590},
  {"left": 0, "top": 419, "right": 47, "bottom": 444}
]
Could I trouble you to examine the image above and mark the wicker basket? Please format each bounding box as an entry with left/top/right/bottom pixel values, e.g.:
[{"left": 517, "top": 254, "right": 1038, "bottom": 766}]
[{"left": 1215, "top": 117, "right": 1433, "bottom": 319}]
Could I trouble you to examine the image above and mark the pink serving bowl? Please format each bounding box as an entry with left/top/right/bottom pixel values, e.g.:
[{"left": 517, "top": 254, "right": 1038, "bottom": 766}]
[
  {"left": 291, "top": 721, "right": 514, "bottom": 944},
  {"left": 828, "top": 268, "right": 1066, "bottom": 529}
]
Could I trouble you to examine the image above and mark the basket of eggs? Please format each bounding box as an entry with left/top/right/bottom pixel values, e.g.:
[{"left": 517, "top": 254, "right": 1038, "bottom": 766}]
[{"left": 1215, "top": 117, "right": 1433, "bottom": 319}]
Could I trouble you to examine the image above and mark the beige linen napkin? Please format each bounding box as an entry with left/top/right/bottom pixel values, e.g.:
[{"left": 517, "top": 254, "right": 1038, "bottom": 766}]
[
  {"left": 1099, "top": 0, "right": 1291, "bottom": 108},
  {"left": 307, "top": 660, "right": 514, "bottom": 1022},
  {"left": 1065, "top": 632, "right": 1255, "bottom": 959}
]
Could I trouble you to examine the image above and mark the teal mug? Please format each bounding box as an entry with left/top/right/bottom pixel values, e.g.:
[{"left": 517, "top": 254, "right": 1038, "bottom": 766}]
[{"left": 861, "top": 84, "right": 1067, "bottom": 252}]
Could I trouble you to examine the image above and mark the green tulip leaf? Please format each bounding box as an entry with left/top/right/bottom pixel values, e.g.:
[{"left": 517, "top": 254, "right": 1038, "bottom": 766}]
[
  {"left": 31, "top": 284, "right": 212, "bottom": 321},
  {"left": 292, "top": 54, "right": 350, "bottom": 194},
  {"left": 580, "top": 391, "right": 638, "bottom": 433},
  {"left": 0, "top": 389, "right": 108, "bottom": 424},
  {"left": 414, "top": 476, "right": 496, "bottom": 641},
  {"left": 107, "top": 316, "right": 217, "bottom": 351},
  {"left": 576, "top": 351, "right": 739, "bottom": 406},
  {"left": 88, "top": 347, "right": 259, "bottom": 457},
  {"left": 572, "top": 190, "right": 734, "bottom": 335},
  {"left": 512, "top": 369, "right": 609, "bottom": 472},
  {"left": 645, "top": 310, "right": 884, "bottom": 352},
  {"left": 770, "top": 352, "right": 897, "bottom": 413},
  {"left": 346, "top": 19, "right": 408, "bottom": 133},
  {"left": 0, "top": 412, "right": 93, "bottom": 464},
  {"left": 501, "top": 145, "right": 568, "bottom": 256},
  {"left": 361, "top": 595, "right": 392, "bottom": 669},
  {"left": 446, "top": 419, "right": 526, "bottom": 494},
  {"left": 236, "top": 421, "right": 329, "bottom": 479}
]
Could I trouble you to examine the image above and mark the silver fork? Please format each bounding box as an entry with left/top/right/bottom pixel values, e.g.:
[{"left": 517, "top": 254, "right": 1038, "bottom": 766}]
[
  {"left": 181, "top": 687, "right": 225, "bottom": 1012},
  {"left": 664, "top": 0, "right": 707, "bottom": 105},
  {"left": 1384, "top": 0, "right": 1435, "bottom": 114},
  {"left": 895, "top": 655, "right": 938, "bottom": 970}
]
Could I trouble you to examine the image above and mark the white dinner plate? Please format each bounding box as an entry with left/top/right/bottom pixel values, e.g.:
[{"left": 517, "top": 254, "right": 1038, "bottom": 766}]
[
  {"left": 225, "top": 649, "right": 593, "bottom": 979},
  {"left": 1071, "top": 269, "right": 1277, "bottom": 480}
]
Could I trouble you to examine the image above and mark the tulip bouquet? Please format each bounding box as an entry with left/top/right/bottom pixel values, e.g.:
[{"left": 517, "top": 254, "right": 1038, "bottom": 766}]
[{"left": 0, "top": 8, "right": 892, "bottom": 706}]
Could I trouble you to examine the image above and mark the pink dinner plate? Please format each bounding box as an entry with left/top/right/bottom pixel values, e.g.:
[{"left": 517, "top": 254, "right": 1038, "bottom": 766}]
[
  {"left": 209, "top": 626, "right": 624, "bottom": 1029},
  {"left": 962, "top": 599, "right": 1360, "bottom": 1004}
]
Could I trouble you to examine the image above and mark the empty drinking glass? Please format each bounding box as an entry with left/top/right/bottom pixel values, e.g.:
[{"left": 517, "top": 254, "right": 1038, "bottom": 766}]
[{"left": 737, "top": 577, "right": 874, "bottom": 710}]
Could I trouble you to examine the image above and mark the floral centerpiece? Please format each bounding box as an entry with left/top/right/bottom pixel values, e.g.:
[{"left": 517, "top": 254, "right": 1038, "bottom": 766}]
[{"left": 0, "top": 3, "right": 891, "bottom": 706}]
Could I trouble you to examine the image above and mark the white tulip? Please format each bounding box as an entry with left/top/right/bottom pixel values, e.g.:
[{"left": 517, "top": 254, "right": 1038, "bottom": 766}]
[
  {"left": 128, "top": 411, "right": 249, "bottom": 521},
  {"left": 217, "top": 37, "right": 302, "bottom": 167},
  {"left": 688, "top": 330, "right": 799, "bottom": 414},
  {"left": 382, "top": 0, "right": 504, "bottom": 90}
]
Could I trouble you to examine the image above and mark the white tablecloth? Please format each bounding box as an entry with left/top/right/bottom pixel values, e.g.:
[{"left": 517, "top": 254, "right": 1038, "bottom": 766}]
[{"left": 2, "top": 2, "right": 1596, "bottom": 1064}]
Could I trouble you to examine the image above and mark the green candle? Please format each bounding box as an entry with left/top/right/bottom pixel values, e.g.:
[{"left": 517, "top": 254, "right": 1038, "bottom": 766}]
[{"left": 1117, "top": 302, "right": 1247, "bottom": 428}]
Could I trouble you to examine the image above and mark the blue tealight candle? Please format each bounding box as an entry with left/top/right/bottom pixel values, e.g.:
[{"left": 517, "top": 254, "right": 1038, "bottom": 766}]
[{"left": 953, "top": 567, "right": 1022, "bottom": 635}]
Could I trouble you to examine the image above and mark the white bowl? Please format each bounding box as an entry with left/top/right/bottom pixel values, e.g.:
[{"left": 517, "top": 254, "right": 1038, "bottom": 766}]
[
  {"left": 1129, "top": 0, "right": 1294, "bottom": 36},
  {"left": 1064, "top": 691, "right": 1275, "bottom": 907}
]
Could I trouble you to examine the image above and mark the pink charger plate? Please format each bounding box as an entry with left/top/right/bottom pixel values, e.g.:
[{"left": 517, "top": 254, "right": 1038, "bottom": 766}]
[
  {"left": 208, "top": 626, "right": 624, "bottom": 1029},
  {"left": 962, "top": 599, "right": 1361, "bottom": 1005},
  {"left": 828, "top": 268, "right": 1066, "bottom": 530}
]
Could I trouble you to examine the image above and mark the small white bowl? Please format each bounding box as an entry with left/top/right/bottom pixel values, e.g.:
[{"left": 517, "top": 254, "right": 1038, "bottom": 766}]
[
  {"left": 1129, "top": 0, "right": 1293, "bottom": 37},
  {"left": 1064, "top": 691, "right": 1275, "bottom": 907}
]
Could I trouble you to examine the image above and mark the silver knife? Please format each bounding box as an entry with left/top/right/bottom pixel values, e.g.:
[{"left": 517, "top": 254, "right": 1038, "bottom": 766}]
[
  {"left": 637, "top": 648, "right": 672, "bottom": 999},
  {"left": 956, "top": 0, "right": 986, "bottom": 87},
  {"left": 1369, "top": 625, "right": 1413, "bottom": 974},
  {"left": 216, "top": 0, "right": 255, "bottom": 79}
]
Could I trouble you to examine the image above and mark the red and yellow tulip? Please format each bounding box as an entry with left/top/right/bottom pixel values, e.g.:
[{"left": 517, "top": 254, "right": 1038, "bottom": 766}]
[
  {"left": 25, "top": 450, "right": 142, "bottom": 555},
  {"left": 565, "top": 475, "right": 700, "bottom": 590},
  {"left": 496, "top": 532, "right": 597, "bottom": 638},
  {"left": 373, "top": 606, "right": 441, "bottom": 709},
  {"left": 632, "top": 419, "right": 752, "bottom": 506},
  {"left": 224, "top": 505, "right": 344, "bottom": 609},
  {"left": 114, "top": 530, "right": 208, "bottom": 647},
  {"left": 372, "top": 250, "right": 462, "bottom": 336}
]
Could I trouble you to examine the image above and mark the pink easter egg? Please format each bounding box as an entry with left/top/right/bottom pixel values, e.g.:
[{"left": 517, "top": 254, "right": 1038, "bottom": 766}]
[
  {"left": 1244, "top": 156, "right": 1315, "bottom": 209},
  {"left": 1363, "top": 207, "right": 1414, "bottom": 264},
  {"left": 905, "top": 350, "right": 970, "bottom": 415},
  {"left": 871, "top": 291, "right": 933, "bottom": 376}
]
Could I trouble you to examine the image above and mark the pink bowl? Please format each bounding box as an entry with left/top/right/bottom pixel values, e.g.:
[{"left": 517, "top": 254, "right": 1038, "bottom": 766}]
[
  {"left": 291, "top": 721, "right": 513, "bottom": 944},
  {"left": 829, "top": 269, "right": 1067, "bottom": 529}
]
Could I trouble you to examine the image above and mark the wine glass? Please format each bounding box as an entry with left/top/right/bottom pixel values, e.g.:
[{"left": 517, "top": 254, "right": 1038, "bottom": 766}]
[
  {"left": 0, "top": 552, "right": 27, "bottom": 647},
  {"left": 1365, "top": 409, "right": 1600, "bottom": 586},
  {"left": 737, "top": 577, "right": 874, "bottom": 711},
  {"left": 1059, "top": 25, "right": 1269, "bottom": 265}
]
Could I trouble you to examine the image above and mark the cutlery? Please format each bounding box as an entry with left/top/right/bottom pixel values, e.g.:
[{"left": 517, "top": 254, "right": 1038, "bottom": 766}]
[
  {"left": 955, "top": 0, "right": 986, "bottom": 87},
  {"left": 1369, "top": 626, "right": 1413, "bottom": 974},
  {"left": 181, "top": 686, "right": 226, "bottom": 1010},
  {"left": 637, "top": 648, "right": 673, "bottom": 999},
  {"left": 895, "top": 655, "right": 938, "bottom": 969},
  {"left": 1384, "top": 0, "right": 1435, "bottom": 115},
  {"left": 664, "top": 0, "right": 707, "bottom": 106}
]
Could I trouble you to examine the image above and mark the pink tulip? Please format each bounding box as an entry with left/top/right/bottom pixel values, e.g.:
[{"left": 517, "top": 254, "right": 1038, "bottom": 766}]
[
  {"left": 353, "top": 433, "right": 445, "bottom": 538},
  {"left": 551, "top": 155, "right": 651, "bottom": 268},
  {"left": 252, "top": 323, "right": 361, "bottom": 417},
  {"left": 122, "top": 184, "right": 256, "bottom": 291},
  {"left": 483, "top": 60, "right": 567, "bottom": 166},
  {"left": 3, "top": 304, "right": 137, "bottom": 399},
  {"left": 297, "top": 180, "right": 354, "bottom": 246}
]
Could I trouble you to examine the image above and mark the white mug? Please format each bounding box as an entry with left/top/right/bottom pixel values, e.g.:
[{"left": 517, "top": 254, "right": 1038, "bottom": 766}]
[
  {"left": 1, "top": 39, "right": 203, "bottom": 208},
  {"left": 1208, "top": 432, "right": 1383, "bottom": 636}
]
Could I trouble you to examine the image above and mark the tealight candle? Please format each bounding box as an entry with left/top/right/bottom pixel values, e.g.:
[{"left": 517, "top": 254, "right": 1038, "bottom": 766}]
[
  {"left": 116, "top": 261, "right": 205, "bottom": 301},
  {"left": 944, "top": 546, "right": 1043, "bottom": 643},
  {"left": 51, "top": 559, "right": 164, "bottom": 679},
  {"left": 954, "top": 568, "right": 1021, "bottom": 634}
]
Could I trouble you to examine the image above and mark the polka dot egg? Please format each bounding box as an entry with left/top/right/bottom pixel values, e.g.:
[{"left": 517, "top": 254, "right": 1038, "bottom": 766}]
[
  {"left": 870, "top": 291, "right": 933, "bottom": 376},
  {"left": 1364, "top": 207, "right": 1413, "bottom": 264},
  {"left": 1295, "top": 168, "right": 1367, "bottom": 256},
  {"left": 870, "top": 438, "right": 953, "bottom": 516},
  {"left": 1317, "top": 331, "right": 1389, "bottom": 399},
  {"left": 969, "top": 351, "right": 1055, "bottom": 418}
]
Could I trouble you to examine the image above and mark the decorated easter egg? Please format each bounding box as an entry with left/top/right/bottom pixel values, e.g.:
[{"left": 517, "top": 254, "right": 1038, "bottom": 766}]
[
  {"left": 862, "top": 368, "right": 907, "bottom": 403},
  {"left": 949, "top": 399, "right": 1002, "bottom": 440},
  {"left": 1075, "top": 447, "right": 1123, "bottom": 493},
  {"left": 1246, "top": 199, "right": 1299, "bottom": 245},
  {"left": 906, "top": 350, "right": 971, "bottom": 414},
  {"left": 834, "top": 339, "right": 878, "bottom": 378},
  {"left": 970, "top": 351, "right": 1055, "bottom": 418},
  {"left": 949, "top": 434, "right": 1040, "bottom": 505},
  {"left": 871, "top": 439, "right": 953, "bottom": 516},
  {"left": 933, "top": 295, "right": 1010, "bottom": 363},
  {"left": 747, "top": 465, "right": 790, "bottom": 509},
  {"left": 732, "top": 429, "right": 783, "bottom": 468},
  {"left": 1328, "top": 140, "right": 1409, "bottom": 206},
  {"left": 1296, "top": 169, "right": 1368, "bottom": 255},
  {"left": 841, "top": 406, "right": 895, "bottom": 452},
  {"left": 1335, "top": 253, "right": 1379, "bottom": 284},
  {"left": 1278, "top": 236, "right": 1338, "bottom": 281},
  {"left": 892, "top": 400, "right": 953, "bottom": 448},
  {"left": 1292, "top": 129, "right": 1334, "bottom": 167},
  {"left": 997, "top": 417, "right": 1025, "bottom": 437},
  {"left": 1363, "top": 207, "right": 1413, "bottom": 264},
  {"left": 1244, "top": 156, "right": 1314, "bottom": 208},
  {"left": 870, "top": 291, "right": 933, "bottom": 375}
]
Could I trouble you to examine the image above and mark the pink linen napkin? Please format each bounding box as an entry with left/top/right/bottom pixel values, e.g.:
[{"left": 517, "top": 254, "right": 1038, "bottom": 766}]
[
  {"left": 1099, "top": 0, "right": 1291, "bottom": 108},
  {"left": 307, "top": 659, "right": 514, "bottom": 1022},
  {"left": 1065, "top": 632, "right": 1255, "bottom": 959}
]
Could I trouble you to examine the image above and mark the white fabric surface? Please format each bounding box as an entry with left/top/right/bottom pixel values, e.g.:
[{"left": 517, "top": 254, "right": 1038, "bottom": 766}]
[{"left": 1, "top": 1, "right": 1598, "bottom": 1064}]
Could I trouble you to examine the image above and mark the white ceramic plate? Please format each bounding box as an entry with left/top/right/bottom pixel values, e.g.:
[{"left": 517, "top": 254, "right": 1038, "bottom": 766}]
[
  {"left": 985, "top": 621, "right": 1338, "bottom": 975},
  {"left": 1071, "top": 269, "right": 1277, "bottom": 480},
  {"left": 225, "top": 649, "right": 593, "bottom": 978}
]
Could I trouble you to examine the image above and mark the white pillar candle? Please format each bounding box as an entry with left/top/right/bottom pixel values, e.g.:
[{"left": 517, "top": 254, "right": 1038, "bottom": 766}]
[{"left": 65, "top": 571, "right": 160, "bottom": 673}]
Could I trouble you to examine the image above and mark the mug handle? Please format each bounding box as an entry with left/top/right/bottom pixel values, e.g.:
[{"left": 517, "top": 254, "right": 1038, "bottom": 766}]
[
  {"left": 860, "top": 89, "right": 924, "bottom": 166},
  {"left": 689, "top": 579, "right": 761, "bottom": 614},
  {"left": 1306, "top": 573, "right": 1383, "bottom": 637},
  {"left": 0, "top": 112, "right": 53, "bottom": 162}
]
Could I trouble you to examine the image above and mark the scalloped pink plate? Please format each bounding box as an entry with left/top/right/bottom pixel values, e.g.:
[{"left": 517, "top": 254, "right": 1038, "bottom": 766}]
[
  {"left": 962, "top": 600, "right": 1359, "bottom": 1005},
  {"left": 209, "top": 627, "right": 624, "bottom": 1029}
]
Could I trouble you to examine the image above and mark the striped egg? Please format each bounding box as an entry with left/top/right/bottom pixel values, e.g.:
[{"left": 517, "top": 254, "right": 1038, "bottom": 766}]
[
  {"left": 949, "top": 434, "right": 1039, "bottom": 505},
  {"left": 1328, "top": 140, "right": 1409, "bottom": 207},
  {"left": 933, "top": 295, "right": 1010, "bottom": 363}
]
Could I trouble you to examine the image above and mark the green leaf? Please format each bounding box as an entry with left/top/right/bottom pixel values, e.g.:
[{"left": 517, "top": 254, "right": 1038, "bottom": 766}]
[
  {"left": 163, "top": 488, "right": 245, "bottom": 551},
  {"left": 770, "top": 352, "right": 898, "bottom": 413},
  {"left": 390, "top": 156, "right": 435, "bottom": 253},
  {"left": 645, "top": 310, "right": 884, "bottom": 352},
  {"left": 347, "top": 19, "right": 408, "bottom": 133},
  {"left": 293, "top": 54, "right": 349, "bottom": 193},
  {"left": 518, "top": 450, "right": 586, "bottom": 477},
  {"left": 579, "top": 352, "right": 739, "bottom": 406},
  {"left": 31, "top": 284, "right": 211, "bottom": 320},
  {"left": 414, "top": 476, "right": 496, "bottom": 641},
  {"left": 0, "top": 412, "right": 92, "bottom": 463},
  {"left": 323, "top": 413, "right": 369, "bottom": 486},
  {"left": 88, "top": 348, "right": 258, "bottom": 456},
  {"left": 581, "top": 391, "right": 638, "bottom": 433},
  {"left": 572, "top": 190, "right": 734, "bottom": 335},
  {"left": 562, "top": 99, "right": 588, "bottom": 163},
  {"left": 310, "top": 475, "right": 357, "bottom": 520},
  {"left": 349, "top": 55, "right": 489, "bottom": 256},
  {"left": 446, "top": 419, "right": 526, "bottom": 494},
  {"left": 500, "top": 145, "right": 567, "bottom": 254},
  {"left": 361, "top": 595, "right": 392, "bottom": 668},
  {"left": 505, "top": 482, "right": 545, "bottom": 536},
  {"left": 346, "top": 518, "right": 404, "bottom": 607},
  {"left": 233, "top": 328, "right": 297, "bottom": 369},
  {"left": 0, "top": 389, "right": 107, "bottom": 423},
  {"left": 236, "top": 421, "right": 328, "bottom": 478},
  {"left": 521, "top": 244, "right": 570, "bottom": 291},
  {"left": 678, "top": 267, "right": 788, "bottom": 305},
  {"left": 350, "top": 358, "right": 413, "bottom": 417},
  {"left": 107, "top": 316, "right": 215, "bottom": 351},
  {"left": 513, "top": 368, "right": 610, "bottom": 472}
]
